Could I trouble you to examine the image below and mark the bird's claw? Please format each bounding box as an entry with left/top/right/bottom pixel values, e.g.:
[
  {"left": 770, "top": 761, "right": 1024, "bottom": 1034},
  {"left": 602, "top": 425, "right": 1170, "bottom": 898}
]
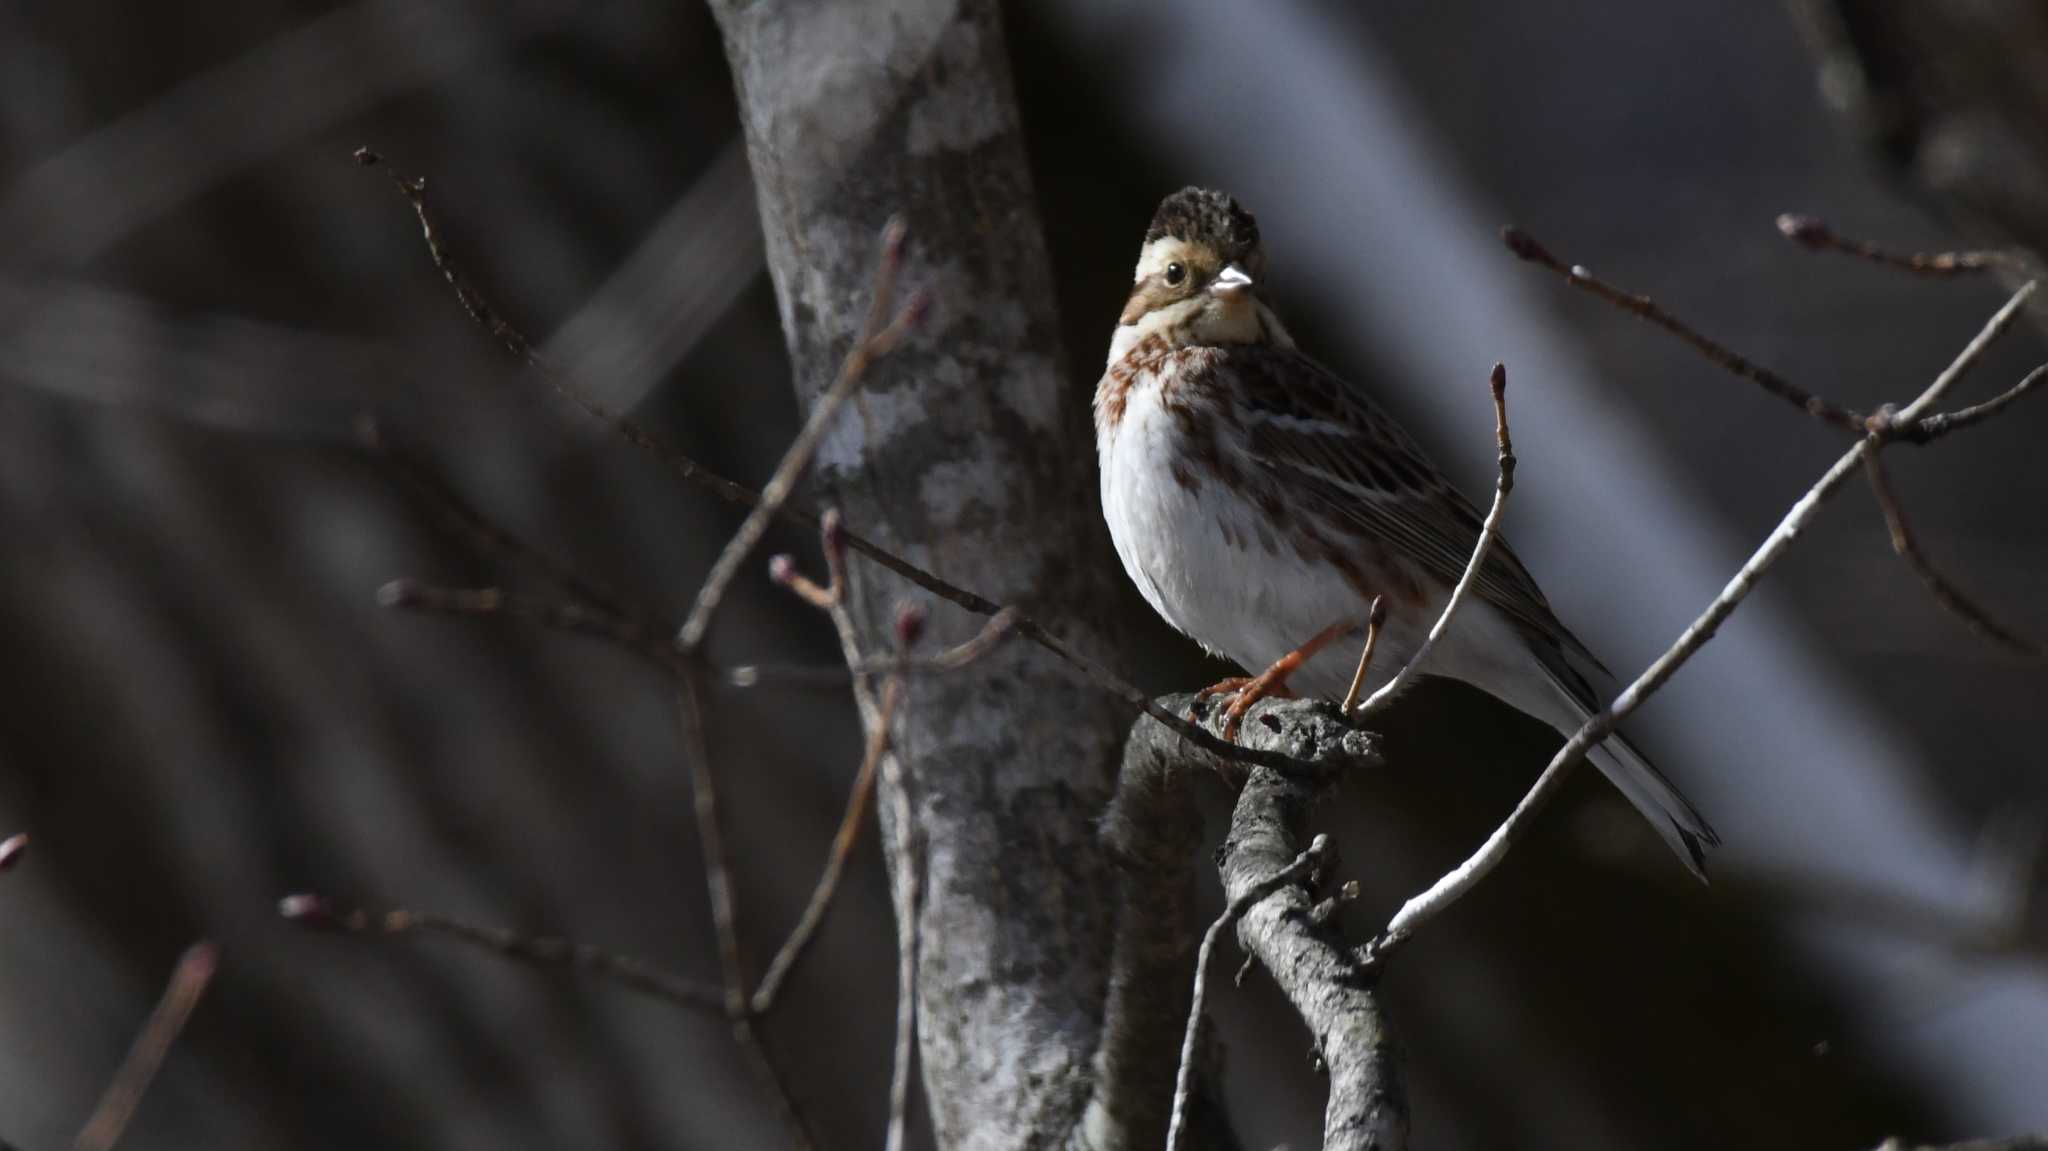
[{"left": 1191, "top": 675, "right": 1297, "bottom": 741}]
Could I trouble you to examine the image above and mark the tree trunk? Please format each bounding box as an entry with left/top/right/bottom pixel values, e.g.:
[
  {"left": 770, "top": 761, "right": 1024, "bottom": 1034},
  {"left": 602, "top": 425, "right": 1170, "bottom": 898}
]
[{"left": 707, "top": 2, "right": 1130, "bottom": 1145}]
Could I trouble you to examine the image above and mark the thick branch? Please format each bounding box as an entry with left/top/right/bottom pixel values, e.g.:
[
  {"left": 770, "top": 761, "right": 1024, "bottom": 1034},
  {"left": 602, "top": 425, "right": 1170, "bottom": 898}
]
[
  {"left": 1225, "top": 765, "right": 1405, "bottom": 1151},
  {"left": 707, "top": 2, "right": 1134, "bottom": 1143},
  {"left": 1083, "top": 695, "right": 1383, "bottom": 1151}
]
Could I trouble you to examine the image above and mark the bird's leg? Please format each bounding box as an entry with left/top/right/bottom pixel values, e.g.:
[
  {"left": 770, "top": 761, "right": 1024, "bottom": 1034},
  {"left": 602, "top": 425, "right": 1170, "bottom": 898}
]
[{"left": 1194, "top": 619, "right": 1357, "bottom": 742}]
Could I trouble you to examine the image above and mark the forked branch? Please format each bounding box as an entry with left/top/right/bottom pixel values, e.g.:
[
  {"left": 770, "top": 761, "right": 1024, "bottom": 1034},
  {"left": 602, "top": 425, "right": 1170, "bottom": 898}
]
[{"left": 1370, "top": 272, "right": 2042, "bottom": 961}]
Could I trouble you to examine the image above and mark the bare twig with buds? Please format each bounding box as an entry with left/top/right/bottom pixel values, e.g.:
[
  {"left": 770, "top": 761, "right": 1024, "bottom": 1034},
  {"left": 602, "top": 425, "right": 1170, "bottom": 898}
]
[
  {"left": 1504, "top": 224, "right": 1869, "bottom": 432},
  {"left": 1337, "top": 597, "right": 1388, "bottom": 716},
  {"left": 1348, "top": 363, "right": 1517, "bottom": 717},
  {"left": 1510, "top": 222, "right": 2046, "bottom": 653},
  {"left": 1368, "top": 243, "right": 2044, "bottom": 963},
  {"left": 761, "top": 510, "right": 946, "bottom": 1151},
  {"left": 675, "top": 217, "right": 927, "bottom": 653},
  {"left": 278, "top": 896, "right": 726, "bottom": 1014},
  {"left": 1775, "top": 213, "right": 2020, "bottom": 278}
]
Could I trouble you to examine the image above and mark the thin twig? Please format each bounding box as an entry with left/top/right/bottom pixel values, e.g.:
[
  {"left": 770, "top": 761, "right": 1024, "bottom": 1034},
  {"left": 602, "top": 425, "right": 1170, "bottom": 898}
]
[
  {"left": 1353, "top": 363, "right": 1517, "bottom": 716},
  {"left": 1777, "top": 214, "right": 2018, "bottom": 278},
  {"left": 1504, "top": 225, "right": 1868, "bottom": 432},
  {"left": 676, "top": 218, "right": 925, "bottom": 652},
  {"left": 1370, "top": 279, "right": 2040, "bottom": 960},
  {"left": 784, "top": 514, "right": 921, "bottom": 1149},
  {"left": 0, "top": 833, "right": 24, "bottom": 874},
  {"left": 881, "top": 658, "right": 921, "bottom": 1151},
  {"left": 1896, "top": 364, "right": 2048, "bottom": 444},
  {"left": 378, "top": 580, "right": 685, "bottom": 672},
  {"left": 751, "top": 676, "right": 902, "bottom": 1014},
  {"left": 1862, "top": 451, "right": 2040, "bottom": 654},
  {"left": 674, "top": 671, "right": 818, "bottom": 1149},
  {"left": 277, "top": 895, "right": 726, "bottom": 1015},
  {"left": 74, "top": 942, "right": 218, "bottom": 1151},
  {"left": 1890, "top": 283, "right": 2040, "bottom": 425},
  {"left": 1336, "top": 597, "right": 1388, "bottom": 715},
  {"left": 358, "top": 148, "right": 788, "bottom": 517},
  {"left": 355, "top": 415, "right": 637, "bottom": 620},
  {"left": 1167, "top": 835, "right": 1331, "bottom": 1151}
]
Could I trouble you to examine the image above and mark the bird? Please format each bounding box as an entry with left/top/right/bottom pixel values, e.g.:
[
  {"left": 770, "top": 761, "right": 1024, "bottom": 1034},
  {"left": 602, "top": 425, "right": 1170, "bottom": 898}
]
[{"left": 1094, "top": 186, "right": 1718, "bottom": 878}]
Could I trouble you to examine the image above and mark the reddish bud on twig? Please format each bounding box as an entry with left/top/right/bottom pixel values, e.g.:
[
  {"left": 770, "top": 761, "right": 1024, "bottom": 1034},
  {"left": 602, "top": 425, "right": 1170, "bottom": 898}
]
[
  {"left": 352, "top": 146, "right": 382, "bottom": 167},
  {"left": 767, "top": 554, "right": 797, "bottom": 586},
  {"left": 894, "top": 602, "right": 927, "bottom": 649},
  {"left": 0, "top": 833, "right": 27, "bottom": 873}
]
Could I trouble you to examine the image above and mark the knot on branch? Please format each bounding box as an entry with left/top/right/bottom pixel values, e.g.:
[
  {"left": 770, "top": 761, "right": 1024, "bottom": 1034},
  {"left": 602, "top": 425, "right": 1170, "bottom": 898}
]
[{"left": 1149, "top": 692, "right": 1384, "bottom": 783}]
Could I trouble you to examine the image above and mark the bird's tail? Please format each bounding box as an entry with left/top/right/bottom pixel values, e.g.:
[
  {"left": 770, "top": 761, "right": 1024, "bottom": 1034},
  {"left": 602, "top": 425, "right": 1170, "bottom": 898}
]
[{"left": 1529, "top": 657, "right": 1720, "bottom": 881}]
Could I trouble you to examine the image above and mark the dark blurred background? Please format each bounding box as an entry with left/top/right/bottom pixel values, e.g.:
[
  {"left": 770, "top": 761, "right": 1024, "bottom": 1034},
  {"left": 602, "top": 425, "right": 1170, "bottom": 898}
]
[{"left": 2, "top": 2, "right": 2045, "bottom": 1148}]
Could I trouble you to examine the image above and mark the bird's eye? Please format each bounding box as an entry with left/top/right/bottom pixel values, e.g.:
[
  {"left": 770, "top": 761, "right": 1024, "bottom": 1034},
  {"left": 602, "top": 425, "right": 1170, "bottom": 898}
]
[{"left": 1164, "top": 262, "right": 1186, "bottom": 286}]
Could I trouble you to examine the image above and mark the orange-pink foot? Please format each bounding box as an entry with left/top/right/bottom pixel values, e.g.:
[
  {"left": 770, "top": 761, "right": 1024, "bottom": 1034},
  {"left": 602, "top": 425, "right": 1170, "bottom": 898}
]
[{"left": 1192, "top": 620, "right": 1355, "bottom": 741}]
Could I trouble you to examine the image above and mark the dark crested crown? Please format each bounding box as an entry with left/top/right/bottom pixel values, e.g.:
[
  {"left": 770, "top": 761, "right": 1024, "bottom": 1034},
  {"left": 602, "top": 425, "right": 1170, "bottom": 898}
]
[{"left": 1145, "top": 187, "right": 1261, "bottom": 265}]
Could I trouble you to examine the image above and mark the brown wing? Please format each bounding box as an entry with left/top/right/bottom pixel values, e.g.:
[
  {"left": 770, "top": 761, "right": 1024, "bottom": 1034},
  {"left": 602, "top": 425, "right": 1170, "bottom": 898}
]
[{"left": 1211, "top": 343, "right": 1604, "bottom": 671}]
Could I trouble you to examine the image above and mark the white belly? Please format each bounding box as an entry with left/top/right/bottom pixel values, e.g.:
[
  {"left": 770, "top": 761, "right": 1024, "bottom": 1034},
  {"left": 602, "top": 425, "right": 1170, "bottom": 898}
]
[{"left": 1098, "top": 381, "right": 1408, "bottom": 698}]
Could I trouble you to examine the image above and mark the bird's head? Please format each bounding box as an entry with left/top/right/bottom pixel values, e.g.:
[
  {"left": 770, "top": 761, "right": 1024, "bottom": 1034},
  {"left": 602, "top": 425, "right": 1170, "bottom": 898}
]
[{"left": 1118, "top": 187, "right": 1272, "bottom": 347}]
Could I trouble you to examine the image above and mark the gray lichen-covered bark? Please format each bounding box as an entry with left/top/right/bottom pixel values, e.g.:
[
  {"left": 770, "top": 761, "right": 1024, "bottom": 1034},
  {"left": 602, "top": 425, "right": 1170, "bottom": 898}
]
[
  {"left": 1089, "top": 695, "right": 1387, "bottom": 1151},
  {"left": 706, "top": 2, "right": 1130, "bottom": 1145},
  {"left": 1097, "top": 696, "right": 1400, "bottom": 1151},
  {"left": 1221, "top": 768, "right": 1406, "bottom": 1151}
]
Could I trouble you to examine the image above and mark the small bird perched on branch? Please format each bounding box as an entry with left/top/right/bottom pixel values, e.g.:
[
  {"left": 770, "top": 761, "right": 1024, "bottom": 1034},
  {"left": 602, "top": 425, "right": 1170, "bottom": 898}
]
[{"left": 1095, "top": 187, "right": 1718, "bottom": 877}]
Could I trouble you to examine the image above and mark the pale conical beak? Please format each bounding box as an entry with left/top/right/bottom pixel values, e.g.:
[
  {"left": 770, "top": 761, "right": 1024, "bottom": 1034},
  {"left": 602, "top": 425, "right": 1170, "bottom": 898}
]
[{"left": 1210, "top": 263, "right": 1254, "bottom": 300}]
